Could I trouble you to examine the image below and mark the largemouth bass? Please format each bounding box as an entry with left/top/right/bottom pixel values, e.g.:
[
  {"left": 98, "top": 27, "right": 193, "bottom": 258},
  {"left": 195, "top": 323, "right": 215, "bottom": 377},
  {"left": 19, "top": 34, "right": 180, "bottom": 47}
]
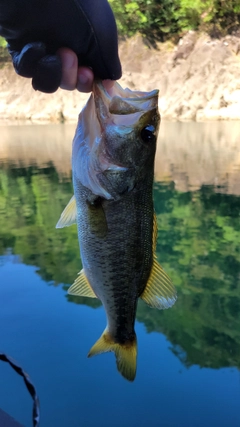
[{"left": 56, "top": 81, "right": 177, "bottom": 381}]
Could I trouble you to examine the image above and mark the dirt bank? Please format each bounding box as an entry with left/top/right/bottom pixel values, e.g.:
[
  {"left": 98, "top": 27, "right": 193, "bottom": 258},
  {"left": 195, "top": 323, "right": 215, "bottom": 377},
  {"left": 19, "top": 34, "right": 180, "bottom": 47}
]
[{"left": 0, "top": 31, "right": 240, "bottom": 123}]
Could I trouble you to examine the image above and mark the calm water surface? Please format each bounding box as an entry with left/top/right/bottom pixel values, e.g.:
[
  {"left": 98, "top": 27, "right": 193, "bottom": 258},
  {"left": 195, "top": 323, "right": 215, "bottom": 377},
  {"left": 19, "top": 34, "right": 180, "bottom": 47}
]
[{"left": 0, "top": 121, "right": 240, "bottom": 427}]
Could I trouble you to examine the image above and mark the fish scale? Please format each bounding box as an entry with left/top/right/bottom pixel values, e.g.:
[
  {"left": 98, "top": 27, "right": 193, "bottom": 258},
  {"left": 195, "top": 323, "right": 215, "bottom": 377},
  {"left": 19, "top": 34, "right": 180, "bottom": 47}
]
[{"left": 75, "top": 178, "right": 152, "bottom": 320}]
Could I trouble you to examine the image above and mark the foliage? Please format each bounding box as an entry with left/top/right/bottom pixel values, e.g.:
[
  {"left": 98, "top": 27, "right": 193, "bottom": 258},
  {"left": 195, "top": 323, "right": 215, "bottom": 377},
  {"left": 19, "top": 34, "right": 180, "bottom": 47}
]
[
  {"left": 109, "top": 0, "right": 179, "bottom": 41},
  {"left": 0, "top": 36, "right": 9, "bottom": 63},
  {"left": 214, "top": 0, "right": 240, "bottom": 32},
  {"left": 0, "top": 36, "right": 7, "bottom": 48},
  {"left": 1, "top": 164, "right": 240, "bottom": 370},
  {"left": 175, "top": 0, "right": 215, "bottom": 30},
  {"left": 109, "top": 0, "right": 240, "bottom": 41}
]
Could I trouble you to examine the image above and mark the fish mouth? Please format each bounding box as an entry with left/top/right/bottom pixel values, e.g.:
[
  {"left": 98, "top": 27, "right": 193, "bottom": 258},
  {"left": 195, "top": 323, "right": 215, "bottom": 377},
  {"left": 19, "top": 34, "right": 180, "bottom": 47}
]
[{"left": 93, "top": 80, "right": 159, "bottom": 117}]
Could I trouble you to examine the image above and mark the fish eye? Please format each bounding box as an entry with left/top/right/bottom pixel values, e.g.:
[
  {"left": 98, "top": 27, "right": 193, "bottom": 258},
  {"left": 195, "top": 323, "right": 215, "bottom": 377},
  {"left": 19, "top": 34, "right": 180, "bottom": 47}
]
[{"left": 140, "top": 125, "right": 156, "bottom": 143}]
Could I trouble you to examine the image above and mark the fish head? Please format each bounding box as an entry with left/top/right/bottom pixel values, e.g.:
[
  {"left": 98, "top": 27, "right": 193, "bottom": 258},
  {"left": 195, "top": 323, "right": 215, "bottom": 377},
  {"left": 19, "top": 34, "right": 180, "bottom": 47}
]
[
  {"left": 72, "top": 80, "right": 160, "bottom": 199},
  {"left": 94, "top": 81, "right": 160, "bottom": 168}
]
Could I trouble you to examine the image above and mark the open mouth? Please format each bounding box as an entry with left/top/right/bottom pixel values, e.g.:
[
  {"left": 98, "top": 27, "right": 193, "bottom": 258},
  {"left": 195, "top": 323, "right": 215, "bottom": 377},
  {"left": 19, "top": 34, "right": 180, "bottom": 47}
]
[{"left": 93, "top": 80, "right": 159, "bottom": 116}]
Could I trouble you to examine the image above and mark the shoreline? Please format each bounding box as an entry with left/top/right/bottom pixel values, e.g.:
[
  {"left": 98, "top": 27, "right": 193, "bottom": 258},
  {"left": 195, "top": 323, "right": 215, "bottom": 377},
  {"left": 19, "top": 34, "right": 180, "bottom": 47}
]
[{"left": 0, "top": 31, "right": 240, "bottom": 123}]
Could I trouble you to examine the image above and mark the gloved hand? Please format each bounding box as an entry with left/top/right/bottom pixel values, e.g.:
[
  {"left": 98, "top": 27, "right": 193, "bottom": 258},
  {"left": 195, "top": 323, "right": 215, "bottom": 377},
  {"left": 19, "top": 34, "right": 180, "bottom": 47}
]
[{"left": 0, "top": 0, "right": 122, "bottom": 93}]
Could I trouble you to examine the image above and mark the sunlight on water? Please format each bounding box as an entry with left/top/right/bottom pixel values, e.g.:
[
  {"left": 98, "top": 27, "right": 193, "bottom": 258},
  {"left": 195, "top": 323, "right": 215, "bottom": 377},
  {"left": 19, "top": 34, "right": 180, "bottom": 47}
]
[{"left": 0, "top": 122, "right": 240, "bottom": 427}]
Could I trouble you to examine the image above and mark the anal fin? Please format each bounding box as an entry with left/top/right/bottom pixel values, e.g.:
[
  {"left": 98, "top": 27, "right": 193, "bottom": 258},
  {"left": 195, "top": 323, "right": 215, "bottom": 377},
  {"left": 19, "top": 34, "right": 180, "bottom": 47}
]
[{"left": 68, "top": 269, "right": 97, "bottom": 298}]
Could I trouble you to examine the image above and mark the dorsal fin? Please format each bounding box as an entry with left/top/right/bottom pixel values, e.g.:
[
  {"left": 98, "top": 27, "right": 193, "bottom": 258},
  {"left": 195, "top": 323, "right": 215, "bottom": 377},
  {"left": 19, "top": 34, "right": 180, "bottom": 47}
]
[
  {"left": 140, "top": 212, "right": 177, "bottom": 309},
  {"left": 56, "top": 195, "right": 77, "bottom": 228},
  {"left": 140, "top": 257, "right": 177, "bottom": 309},
  {"left": 68, "top": 269, "right": 97, "bottom": 298},
  {"left": 153, "top": 212, "right": 158, "bottom": 252}
]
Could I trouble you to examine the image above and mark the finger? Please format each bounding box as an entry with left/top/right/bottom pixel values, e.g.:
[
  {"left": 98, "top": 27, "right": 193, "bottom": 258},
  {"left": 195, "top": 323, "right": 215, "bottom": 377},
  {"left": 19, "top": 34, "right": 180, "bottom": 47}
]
[
  {"left": 57, "top": 48, "right": 78, "bottom": 91},
  {"left": 10, "top": 42, "right": 46, "bottom": 78},
  {"left": 77, "top": 67, "right": 94, "bottom": 93},
  {"left": 32, "top": 55, "right": 62, "bottom": 93},
  {"left": 102, "top": 79, "right": 115, "bottom": 96}
]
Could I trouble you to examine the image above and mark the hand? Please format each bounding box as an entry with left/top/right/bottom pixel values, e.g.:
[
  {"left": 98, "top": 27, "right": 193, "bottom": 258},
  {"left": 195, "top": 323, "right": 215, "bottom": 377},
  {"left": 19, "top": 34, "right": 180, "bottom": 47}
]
[{"left": 0, "top": 0, "right": 121, "bottom": 93}]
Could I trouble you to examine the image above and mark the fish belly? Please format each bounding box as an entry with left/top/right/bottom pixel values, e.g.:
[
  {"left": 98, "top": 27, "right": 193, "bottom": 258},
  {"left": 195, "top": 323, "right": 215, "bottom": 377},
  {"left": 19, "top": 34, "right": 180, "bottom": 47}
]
[{"left": 74, "top": 176, "right": 154, "bottom": 343}]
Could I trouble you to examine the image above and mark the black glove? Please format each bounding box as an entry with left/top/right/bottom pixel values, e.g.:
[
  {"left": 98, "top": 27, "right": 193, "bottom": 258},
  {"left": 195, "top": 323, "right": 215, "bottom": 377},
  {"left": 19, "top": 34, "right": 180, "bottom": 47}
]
[{"left": 0, "top": 0, "right": 122, "bottom": 93}]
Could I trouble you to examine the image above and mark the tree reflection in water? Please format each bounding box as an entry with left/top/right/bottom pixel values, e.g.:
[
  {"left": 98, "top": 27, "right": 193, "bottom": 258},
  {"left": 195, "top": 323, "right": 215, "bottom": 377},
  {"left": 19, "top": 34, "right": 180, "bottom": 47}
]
[{"left": 0, "top": 163, "right": 239, "bottom": 370}]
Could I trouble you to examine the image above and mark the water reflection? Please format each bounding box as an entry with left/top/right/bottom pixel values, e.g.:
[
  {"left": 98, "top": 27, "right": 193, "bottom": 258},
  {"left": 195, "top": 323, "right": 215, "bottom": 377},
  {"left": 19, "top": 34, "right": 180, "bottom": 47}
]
[
  {"left": 1, "top": 121, "right": 240, "bottom": 194},
  {"left": 0, "top": 122, "right": 239, "bottom": 374},
  {"left": 155, "top": 121, "right": 240, "bottom": 195}
]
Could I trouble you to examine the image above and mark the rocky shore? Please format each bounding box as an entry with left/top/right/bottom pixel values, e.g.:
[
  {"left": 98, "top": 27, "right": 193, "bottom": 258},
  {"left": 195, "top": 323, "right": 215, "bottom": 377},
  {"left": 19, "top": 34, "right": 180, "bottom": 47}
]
[{"left": 0, "top": 31, "right": 240, "bottom": 123}]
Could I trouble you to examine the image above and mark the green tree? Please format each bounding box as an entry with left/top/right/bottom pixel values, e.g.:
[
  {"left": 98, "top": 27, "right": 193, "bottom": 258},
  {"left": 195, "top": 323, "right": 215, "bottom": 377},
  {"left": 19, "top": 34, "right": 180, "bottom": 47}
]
[
  {"left": 0, "top": 36, "right": 9, "bottom": 63},
  {"left": 109, "top": 0, "right": 240, "bottom": 41},
  {"left": 0, "top": 37, "right": 7, "bottom": 48},
  {"left": 214, "top": 0, "right": 240, "bottom": 32},
  {"left": 175, "top": 0, "right": 215, "bottom": 30},
  {"left": 109, "top": 0, "right": 179, "bottom": 41}
]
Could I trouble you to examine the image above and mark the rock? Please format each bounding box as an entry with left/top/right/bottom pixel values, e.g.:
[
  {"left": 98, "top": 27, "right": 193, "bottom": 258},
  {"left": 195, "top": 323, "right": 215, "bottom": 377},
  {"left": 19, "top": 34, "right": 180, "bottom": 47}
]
[
  {"left": 173, "top": 30, "right": 198, "bottom": 62},
  {"left": 1, "top": 32, "right": 240, "bottom": 122}
]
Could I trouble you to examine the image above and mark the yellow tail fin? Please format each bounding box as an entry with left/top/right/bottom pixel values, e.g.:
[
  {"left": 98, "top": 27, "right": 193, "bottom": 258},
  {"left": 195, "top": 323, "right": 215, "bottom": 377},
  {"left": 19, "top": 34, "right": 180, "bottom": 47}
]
[{"left": 88, "top": 329, "right": 137, "bottom": 382}]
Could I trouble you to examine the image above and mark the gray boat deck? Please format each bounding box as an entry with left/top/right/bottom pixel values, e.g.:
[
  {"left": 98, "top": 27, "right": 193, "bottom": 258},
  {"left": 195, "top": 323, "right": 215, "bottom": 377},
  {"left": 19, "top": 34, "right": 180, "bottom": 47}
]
[{"left": 0, "top": 408, "right": 24, "bottom": 427}]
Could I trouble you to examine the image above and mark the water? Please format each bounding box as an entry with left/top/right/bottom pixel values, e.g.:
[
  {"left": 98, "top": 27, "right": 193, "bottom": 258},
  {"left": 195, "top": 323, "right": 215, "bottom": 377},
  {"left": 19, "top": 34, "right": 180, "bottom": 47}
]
[{"left": 0, "top": 121, "right": 240, "bottom": 427}]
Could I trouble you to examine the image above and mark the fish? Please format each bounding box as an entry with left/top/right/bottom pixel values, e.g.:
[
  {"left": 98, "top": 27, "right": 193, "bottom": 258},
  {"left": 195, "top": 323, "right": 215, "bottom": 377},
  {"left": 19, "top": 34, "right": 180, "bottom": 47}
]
[{"left": 56, "top": 80, "right": 177, "bottom": 381}]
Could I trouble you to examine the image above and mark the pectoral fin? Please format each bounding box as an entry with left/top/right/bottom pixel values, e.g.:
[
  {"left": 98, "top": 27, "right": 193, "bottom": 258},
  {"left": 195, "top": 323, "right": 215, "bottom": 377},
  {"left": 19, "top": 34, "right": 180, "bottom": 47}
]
[
  {"left": 88, "top": 328, "right": 137, "bottom": 382},
  {"left": 56, "top": 195, "right": 77, "bottom": 228},
  {"left": 140, "top": 258, "right": 177, "bottom": 309},
  {"left": 68, "top": 269, "right": 97, "bottom": 298},
  {"left": 87, "top": 198, "right": 108, "bottom": 238}
]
